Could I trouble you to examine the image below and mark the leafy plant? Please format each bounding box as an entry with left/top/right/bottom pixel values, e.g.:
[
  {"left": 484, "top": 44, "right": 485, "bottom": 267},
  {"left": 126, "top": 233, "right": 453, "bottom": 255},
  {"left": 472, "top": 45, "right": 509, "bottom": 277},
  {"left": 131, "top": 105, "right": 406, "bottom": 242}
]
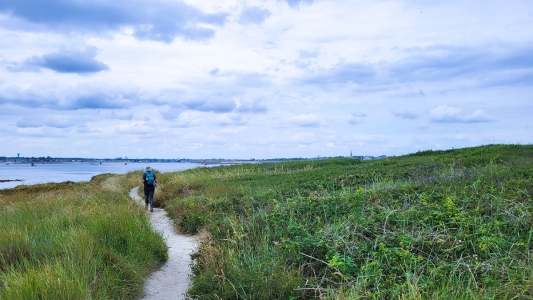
[{"left": 158, "top": 144, "right": 533, "bottom": 299}]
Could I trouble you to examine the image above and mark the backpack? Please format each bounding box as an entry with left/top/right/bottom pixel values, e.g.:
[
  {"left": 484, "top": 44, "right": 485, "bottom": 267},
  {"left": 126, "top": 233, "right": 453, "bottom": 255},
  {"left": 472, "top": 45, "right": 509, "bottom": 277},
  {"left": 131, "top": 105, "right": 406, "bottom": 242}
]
[{"left": 145, "top": 172, "right": 155, "bottom": 185}]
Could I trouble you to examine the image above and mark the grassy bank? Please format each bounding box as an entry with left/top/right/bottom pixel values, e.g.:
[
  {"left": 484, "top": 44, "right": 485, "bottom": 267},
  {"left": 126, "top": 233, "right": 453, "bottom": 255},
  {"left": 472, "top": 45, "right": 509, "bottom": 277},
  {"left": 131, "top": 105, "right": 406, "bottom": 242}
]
[
  {"left": 0, "top": 171, "right": 167, "bottom": 299},
  {"left": 154, "top": 144, "right": 533, "bottom": 299}
]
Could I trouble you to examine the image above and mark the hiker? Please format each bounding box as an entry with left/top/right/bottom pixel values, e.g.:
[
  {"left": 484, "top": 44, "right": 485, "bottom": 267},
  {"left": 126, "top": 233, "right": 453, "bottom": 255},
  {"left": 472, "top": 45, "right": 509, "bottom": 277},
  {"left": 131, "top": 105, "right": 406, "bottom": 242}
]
[{"left": 142, "top": 166, "right": 157, "bottom": 212}]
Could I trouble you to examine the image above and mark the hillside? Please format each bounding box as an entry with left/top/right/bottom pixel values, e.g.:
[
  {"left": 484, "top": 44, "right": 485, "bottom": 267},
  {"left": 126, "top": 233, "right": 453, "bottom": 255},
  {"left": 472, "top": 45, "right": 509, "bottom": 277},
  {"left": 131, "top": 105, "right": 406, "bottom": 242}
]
[{"left": 155, "top": 144, "right": 533, "bottom": 299}]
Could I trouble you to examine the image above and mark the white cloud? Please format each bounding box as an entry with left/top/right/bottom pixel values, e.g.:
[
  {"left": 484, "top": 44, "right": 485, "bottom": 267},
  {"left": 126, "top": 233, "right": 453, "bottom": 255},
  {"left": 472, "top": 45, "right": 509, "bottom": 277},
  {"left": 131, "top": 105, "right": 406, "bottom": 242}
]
[
  {"left": 430, "top": 105, "right": 496, "bottom": 123},
  {"left": 430, "top": 105, "right": 463, "bottom": 123},
  {"left": 464, "top": 109, "right": 496, "bottom": 123},
  {"left": 289, "top": 114, "right": 322, "bottom": 127},
  {"left": 239, "top": 6, "right": 272, "bottom": 25},
  {"left": 0, "top": 0, "right": 531, "bottom": 158}
]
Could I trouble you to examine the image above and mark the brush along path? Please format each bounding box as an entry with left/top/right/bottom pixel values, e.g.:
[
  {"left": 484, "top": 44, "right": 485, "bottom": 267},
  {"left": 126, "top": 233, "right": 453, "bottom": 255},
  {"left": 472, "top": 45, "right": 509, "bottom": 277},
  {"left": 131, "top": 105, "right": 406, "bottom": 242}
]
[{"left": 129, "top": 186, "right": 197, "bottom": 300}]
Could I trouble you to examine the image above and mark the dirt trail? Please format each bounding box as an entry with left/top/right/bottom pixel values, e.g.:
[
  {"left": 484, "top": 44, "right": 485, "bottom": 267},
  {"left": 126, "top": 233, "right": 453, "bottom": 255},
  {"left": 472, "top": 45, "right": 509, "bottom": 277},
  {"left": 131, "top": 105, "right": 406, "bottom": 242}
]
[{"left": 129, "top": 187, "right": 197, "bottom": 300}]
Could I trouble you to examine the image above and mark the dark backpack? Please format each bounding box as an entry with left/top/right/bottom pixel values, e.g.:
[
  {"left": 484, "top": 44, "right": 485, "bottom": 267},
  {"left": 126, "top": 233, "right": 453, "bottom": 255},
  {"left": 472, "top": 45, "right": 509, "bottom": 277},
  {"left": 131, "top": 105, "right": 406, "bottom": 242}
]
[{"left": 145, "top": 172, "right": 155, "bottom": 185}]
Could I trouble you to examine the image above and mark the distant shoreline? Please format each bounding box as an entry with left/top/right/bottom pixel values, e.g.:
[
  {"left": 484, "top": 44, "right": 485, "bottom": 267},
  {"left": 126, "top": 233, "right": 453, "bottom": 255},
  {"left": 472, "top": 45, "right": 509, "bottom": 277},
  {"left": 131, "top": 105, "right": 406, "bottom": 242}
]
[{"left": 0, "top": 179, "right": 23, "bottom": 183}]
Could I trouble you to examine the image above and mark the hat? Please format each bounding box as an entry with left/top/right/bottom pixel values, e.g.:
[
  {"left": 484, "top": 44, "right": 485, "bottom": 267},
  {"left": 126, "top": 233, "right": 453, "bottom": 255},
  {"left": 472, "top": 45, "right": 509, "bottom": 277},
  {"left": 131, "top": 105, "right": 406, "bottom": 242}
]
[{"left": 146, "top": 166, "right": 152, "bottom": 171}]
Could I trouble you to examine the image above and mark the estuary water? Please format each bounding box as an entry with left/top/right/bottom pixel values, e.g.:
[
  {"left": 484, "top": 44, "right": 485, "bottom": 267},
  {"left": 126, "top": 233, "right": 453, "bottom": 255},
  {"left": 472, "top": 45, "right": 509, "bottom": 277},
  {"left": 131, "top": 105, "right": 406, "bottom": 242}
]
[{"left": 0, "top": 162, "right": 204, "bottom": 190}]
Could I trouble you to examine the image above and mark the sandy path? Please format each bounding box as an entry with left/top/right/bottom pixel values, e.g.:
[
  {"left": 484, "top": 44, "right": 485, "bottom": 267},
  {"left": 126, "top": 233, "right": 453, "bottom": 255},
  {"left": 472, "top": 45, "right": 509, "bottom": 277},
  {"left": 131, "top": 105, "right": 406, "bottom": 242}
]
[{"left": 129, "top": 187, "right": 197, "bottom": 300}]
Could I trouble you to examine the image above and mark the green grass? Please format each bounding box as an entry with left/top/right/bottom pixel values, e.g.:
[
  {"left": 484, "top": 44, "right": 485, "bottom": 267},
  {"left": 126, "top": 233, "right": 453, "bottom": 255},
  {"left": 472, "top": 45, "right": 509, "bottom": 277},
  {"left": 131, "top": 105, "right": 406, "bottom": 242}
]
[
  {"left": 1, "top": 144, "right": 532, "bottom": 299},
  {"left": 0, "top": 172, "right": 167, "bottom": 299},
  {"left": 154, "top": 144, "right": 533, "bottom": 299}
]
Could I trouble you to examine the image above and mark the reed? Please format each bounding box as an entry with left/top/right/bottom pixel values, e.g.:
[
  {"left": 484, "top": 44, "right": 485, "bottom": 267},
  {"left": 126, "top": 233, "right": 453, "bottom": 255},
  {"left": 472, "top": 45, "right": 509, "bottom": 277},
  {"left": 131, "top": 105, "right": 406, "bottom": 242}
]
[
  {"left": 2, "top": 145, "right": 532, "bottom": 299},
  {"left": 0, "top": 173, "right": 167, "bottom": 299}
]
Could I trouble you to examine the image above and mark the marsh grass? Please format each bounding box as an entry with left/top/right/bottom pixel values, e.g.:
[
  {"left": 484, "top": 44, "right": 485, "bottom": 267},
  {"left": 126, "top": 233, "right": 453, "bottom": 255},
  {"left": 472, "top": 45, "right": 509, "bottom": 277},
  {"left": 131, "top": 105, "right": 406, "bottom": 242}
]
[
  {"left": 0, "top": 172, "right": 167, "bottom": 299},
  {"left": 154, "top": 144, "right": 533, "bottom": 299},
  {"left": 3, "top": 145, "right": 531, "bottom": 299}
]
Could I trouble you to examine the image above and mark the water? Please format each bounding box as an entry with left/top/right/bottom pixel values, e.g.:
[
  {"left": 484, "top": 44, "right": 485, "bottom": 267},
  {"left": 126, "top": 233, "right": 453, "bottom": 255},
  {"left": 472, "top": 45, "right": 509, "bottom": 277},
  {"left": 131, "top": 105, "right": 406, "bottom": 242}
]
[{"left": 0, "top": 162, "right": 205, "bottom": 190}]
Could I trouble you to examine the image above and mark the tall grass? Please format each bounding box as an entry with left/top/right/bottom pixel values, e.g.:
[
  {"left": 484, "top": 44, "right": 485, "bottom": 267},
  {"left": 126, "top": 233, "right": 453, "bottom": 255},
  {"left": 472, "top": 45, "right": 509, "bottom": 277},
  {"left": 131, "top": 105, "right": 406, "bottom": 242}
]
[
  {"left": 0, "top": 172, "right": 167, "bottom": 299},
  {"left": 3, "top": 145, "right": 531, "bottom": 299},
  {"left": 154, "top": 144, "right": 533, "bottom": 299}
]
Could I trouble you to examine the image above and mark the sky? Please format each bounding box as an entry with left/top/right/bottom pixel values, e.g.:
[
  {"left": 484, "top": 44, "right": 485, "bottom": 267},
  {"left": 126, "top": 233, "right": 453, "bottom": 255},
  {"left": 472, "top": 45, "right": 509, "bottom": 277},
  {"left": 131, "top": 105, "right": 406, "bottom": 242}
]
[{"left": 0, "top": 0, "right": 532, "bottom": 159}]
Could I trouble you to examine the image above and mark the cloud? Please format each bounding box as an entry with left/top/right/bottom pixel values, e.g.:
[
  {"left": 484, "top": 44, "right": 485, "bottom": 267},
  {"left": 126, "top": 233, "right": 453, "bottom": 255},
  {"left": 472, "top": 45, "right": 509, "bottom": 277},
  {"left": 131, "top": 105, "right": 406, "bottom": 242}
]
[
  {"left": 205, "top": 69, "right": 271, "bottom": 87},
  {"left": 430, "top": 105, "right": 496, "bottom": 123},
  {"left": 159, "top": 94, "right": 235, "bottom": 114},
  {"left": 429, "top": 105, "right": 464, "bottom": 122},
  {"left": 161, "top": 94, "right": 267, "bottom": 117},
  {"left": 348, "top": 112, "right": 367, "bottom": 124},
  {"left": 295, "top": 50, "right": 320, "bottom": 69},
  {"left": 15, "top": 120, "right": 45, "bottom": 128},
  {"left": 392, "top": 111, "right": 418, "bottom": 119},
  {"left": 75, "top": 125, "right": 103, "bottom": 134},
  {"left": 299, "top": 50, "right": 319, "bottom": 59},
  {"left": 159, "top": 108, "right": 244, "bottom": 129},
  {"left": 285, "top": 0, "right": 317, "bottom": 8},
  {"left": 225, "top": 71, "right": 272, "bottom": 88},
  {"left": 214, "top": 114, "right": 248, "bottom": 126},
  {"left": 159, "top": 106, "right": 183, "bottom": 121},
  {"left": 0, "top": 0, "right": 229, "bottom": 43},
  {"left": 1, "top": 1, "right": 531, "bottom": 159},
  {"left": 464, "top": 109, "right": 496, "bottom": 123},
  {"left": 15, "top": 116, "right": 75, "bottom": 128},
  {"left": 1, "top": 85, "right": 240, "bottom": 115},
  {"left": 295, "top": 43, "right": 533, "bottom": 91},
  {"left": 70, "top": 93, "right": 136, "bottom": 109},
  {"left": 8, "top": 47, "right": 109, "bottom": 74},
  {"left": 390, "top": 44, "right": 533, "bottom": 87},
  {"left": 106, "top": 110, "right": 134, "bottom": 121},
  {"left": 289, "top": 114, "right": 322, "bottom": 127},
  {"left": 158, "top": 110, "right": 203, "bottom": 128},
  {"left": 239, "top": 7, "right": 271, "bottom": 25},
  {"left": 0, "top": 86, "right": 61, "bottom": 108},
  {"left": 183, "top": 94, "right": 236, "bottom": 113},
  {"left": 0, "top": 83, "right": 139, "bottom": 110},
  {"left": 300, "top": 62, "right": 376, "bottom": 86},
  {"left": 236, "top": 98, "right": 268, "bottom": 114}
]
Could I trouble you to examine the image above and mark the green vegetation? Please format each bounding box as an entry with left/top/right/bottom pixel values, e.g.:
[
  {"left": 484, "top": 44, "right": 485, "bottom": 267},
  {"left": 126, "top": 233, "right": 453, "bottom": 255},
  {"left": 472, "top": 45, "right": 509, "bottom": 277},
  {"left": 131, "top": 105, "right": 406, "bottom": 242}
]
[
  {"left": 154, "top": 144, "right": 533, "bottom": 299},
  {"left": 0, "top": 171, "right": 167, "bottom": 299},
  {"left": 1, "top": 144, "right": 531, "bottom": 299}
]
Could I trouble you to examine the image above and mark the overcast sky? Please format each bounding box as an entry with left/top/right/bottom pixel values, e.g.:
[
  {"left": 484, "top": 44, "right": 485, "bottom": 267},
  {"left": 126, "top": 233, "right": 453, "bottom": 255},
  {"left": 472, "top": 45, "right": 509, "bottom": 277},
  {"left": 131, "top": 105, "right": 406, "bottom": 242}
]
[{"left": 0, "top": 0, "right": 531, "bottom": 159}]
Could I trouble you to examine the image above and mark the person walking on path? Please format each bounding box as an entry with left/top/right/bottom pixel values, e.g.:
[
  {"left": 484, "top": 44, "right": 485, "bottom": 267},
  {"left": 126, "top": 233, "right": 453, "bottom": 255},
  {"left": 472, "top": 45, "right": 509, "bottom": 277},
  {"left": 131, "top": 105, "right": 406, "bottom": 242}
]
[{"left": 142, "top": 166, "right": 157, "bottom": 212}]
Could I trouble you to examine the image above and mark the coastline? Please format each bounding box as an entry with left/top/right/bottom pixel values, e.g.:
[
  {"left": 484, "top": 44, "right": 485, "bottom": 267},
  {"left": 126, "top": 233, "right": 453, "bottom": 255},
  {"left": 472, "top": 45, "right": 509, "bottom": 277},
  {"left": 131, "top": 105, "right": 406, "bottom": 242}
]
[
  {"left": 0, "top": 179, "right": 23, "bottom": 183},
  {"left": 0, "top": 162, "right": 204, "bottom": 190}
]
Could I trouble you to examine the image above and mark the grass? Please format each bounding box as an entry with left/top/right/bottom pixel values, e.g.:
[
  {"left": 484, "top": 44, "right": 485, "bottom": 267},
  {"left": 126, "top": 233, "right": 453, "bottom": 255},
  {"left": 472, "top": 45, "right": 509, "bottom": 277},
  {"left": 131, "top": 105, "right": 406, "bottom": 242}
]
[
  {"left": 153, "top": 144, "right": 533, "bottom": 299},
  {"left": 0, "top": 171, "right": 167, "bottom": 299},
  {"left": 1, "top": 144, "right": 532, "bottom": 299}
]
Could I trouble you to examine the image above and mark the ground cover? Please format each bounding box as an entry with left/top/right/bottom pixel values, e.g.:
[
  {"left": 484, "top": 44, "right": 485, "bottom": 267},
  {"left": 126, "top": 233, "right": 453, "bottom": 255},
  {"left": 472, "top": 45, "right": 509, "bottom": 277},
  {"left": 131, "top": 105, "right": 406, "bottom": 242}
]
[
  {"left": 155, "top": 144, "right": 533, "bottom": 299},
  {"left": 0, "top": 171, "right": 167, "bottom": 299}
]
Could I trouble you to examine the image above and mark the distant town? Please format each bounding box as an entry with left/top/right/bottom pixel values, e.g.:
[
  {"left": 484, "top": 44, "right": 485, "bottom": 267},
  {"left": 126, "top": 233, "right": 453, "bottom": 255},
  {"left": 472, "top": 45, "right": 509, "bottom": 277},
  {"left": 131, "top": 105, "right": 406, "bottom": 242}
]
[{"left": 1, "top": 153, "right": 389, "bottom": 165}]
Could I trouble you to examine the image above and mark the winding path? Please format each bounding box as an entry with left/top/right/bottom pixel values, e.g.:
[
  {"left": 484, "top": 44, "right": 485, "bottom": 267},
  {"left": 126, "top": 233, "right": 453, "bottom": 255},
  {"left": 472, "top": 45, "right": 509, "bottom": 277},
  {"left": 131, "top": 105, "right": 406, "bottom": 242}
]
[{"left": 129, "top": 187, "right": 198, "bottom": 300}]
